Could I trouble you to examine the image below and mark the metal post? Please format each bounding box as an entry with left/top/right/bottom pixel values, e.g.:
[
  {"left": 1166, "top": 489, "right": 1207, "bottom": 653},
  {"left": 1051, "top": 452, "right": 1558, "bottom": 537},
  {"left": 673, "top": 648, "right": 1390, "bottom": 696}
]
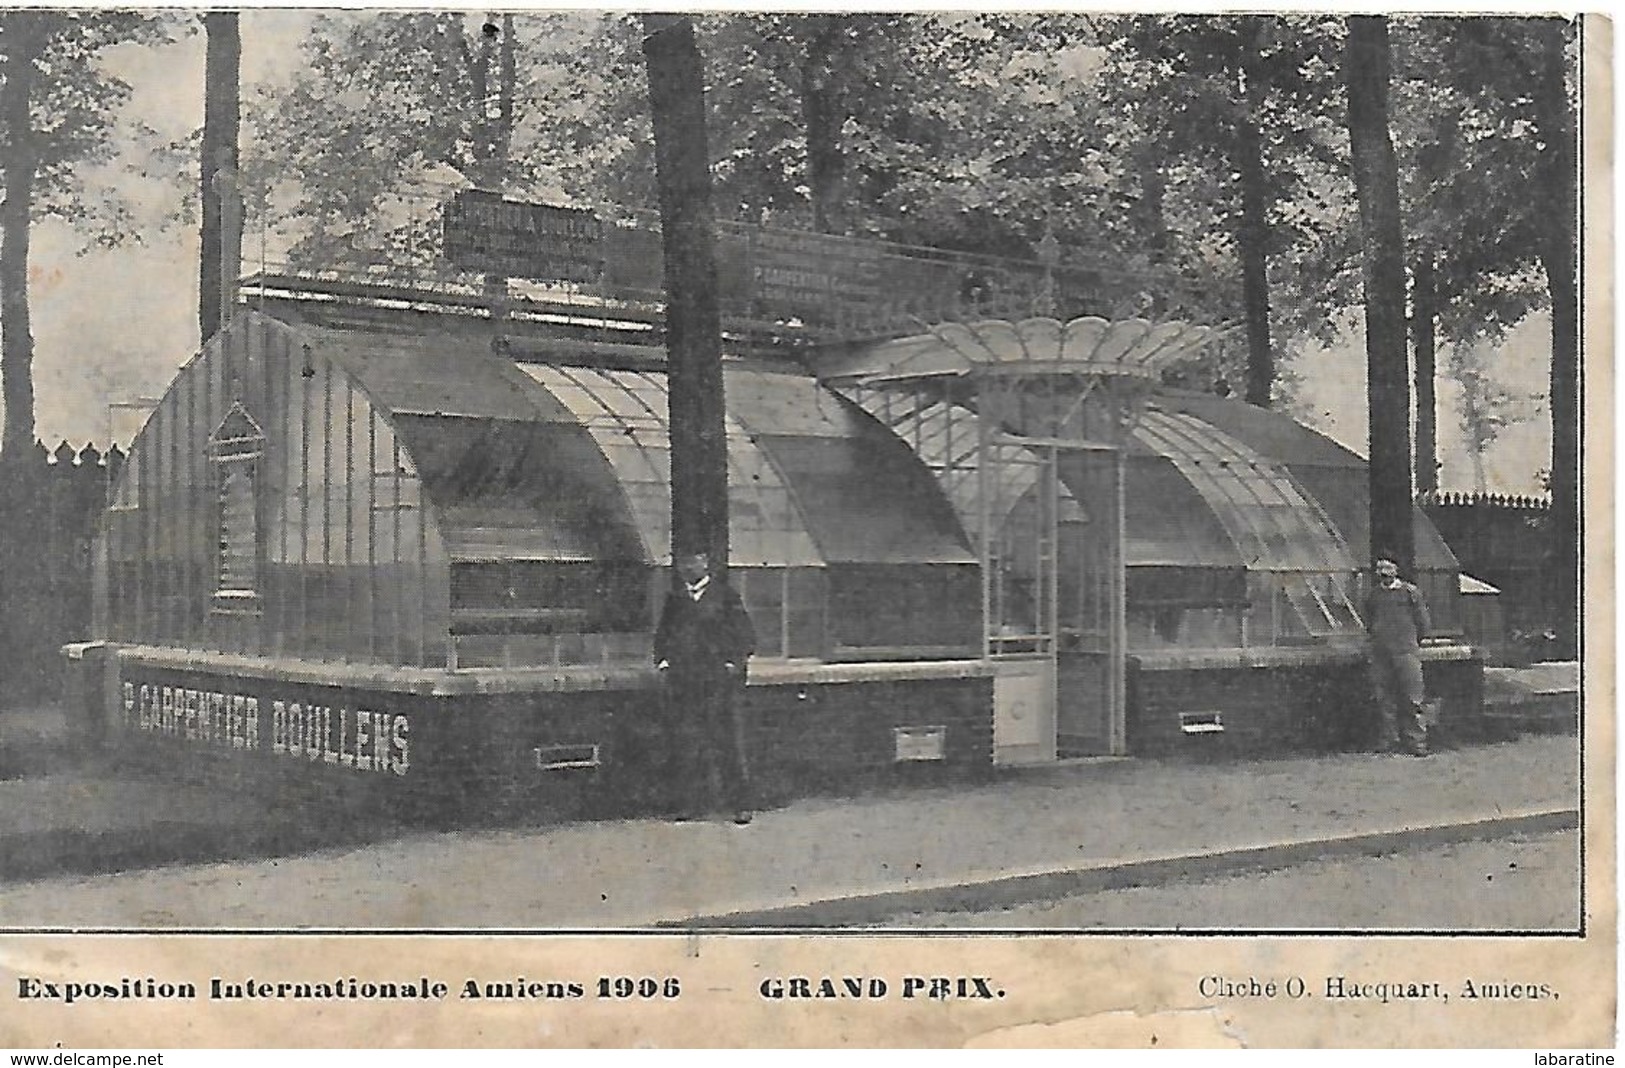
[
  {"left": 181, "top": 363, "right": 195, "bottom": 647},
  {"left": 1111, "top": 446, "right": 1128, "bottom": 755},
  {"left": 1044, "top": 444, "right": 1059, "bottom": 656},
  {"left": 163, "top": 390, "right": 179, "bottom": 642},
  {"left": 255, "top": 321, "right": 272, "bottom": 660},
  {"left": 976, "top": 381, "right": 992, "bottom": 659},
  {"left": 342, "top": 377, "right": 354, "bottom": 663},
  {"left": 391, "top": 435, "right": 403, "bottom": 666},
  {"left": 322, "top": 361, "right": 333, "bottom": 578},
  {"left": 418, "top": 459, "right": 430, "bottom": 669},
  {"left": 366, "top": 409, "right": 377, "bottom": 664}
]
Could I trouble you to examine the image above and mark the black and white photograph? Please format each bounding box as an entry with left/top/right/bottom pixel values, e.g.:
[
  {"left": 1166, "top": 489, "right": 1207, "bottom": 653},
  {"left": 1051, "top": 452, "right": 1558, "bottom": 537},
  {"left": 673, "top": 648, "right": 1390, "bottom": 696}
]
[{"left": 0, "top": 7, "right": 1607, "bottom": 1049}]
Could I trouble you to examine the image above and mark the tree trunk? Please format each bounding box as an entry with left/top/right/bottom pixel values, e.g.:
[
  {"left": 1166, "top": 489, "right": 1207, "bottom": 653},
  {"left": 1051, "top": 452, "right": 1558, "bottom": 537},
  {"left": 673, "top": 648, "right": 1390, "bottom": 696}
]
[
  {"left": 1410, "top": 255, "right": 1438, "bottom": 494},
  {"left": 1408, "top": 108, "right": 1456, "bottom": 498},
  {"left": 800, "top": 15, "right": 848, "bottom": 235},
  {"left": 470, "top": 11, "right": 516, "bottom": 185},
  {"left": 1469, "top": 443, "right": 1487, "bottom": 496},
  {"left": 1531, "top": 17, "right": 1578, "bottom": 658},
  {"left": 199, "top": 11, "right": 241, "bottom": 346},
  {"left": 1345, "top": 15, "right": 1415, "bottom": 573},
  {"left": 1235, "top": 49, "right": 1274, "bottom": 408},
  {"left": 471, "top": 13, "right": 516, "bottom": 307},
  {"left": 470, "top": 17, "right": 491, "bottom": 179},
  {"left": 496, "top": 13, "right": 516, "bottom": 166},
  {"left": 643, "top": 14, "right": 729, "bottom": 573},
  {"left": 1, "top": 13, "right": 45, "bottom": 460},
  {"left": 1134, "top": 149, "right": 1170, "bottom": 262}
]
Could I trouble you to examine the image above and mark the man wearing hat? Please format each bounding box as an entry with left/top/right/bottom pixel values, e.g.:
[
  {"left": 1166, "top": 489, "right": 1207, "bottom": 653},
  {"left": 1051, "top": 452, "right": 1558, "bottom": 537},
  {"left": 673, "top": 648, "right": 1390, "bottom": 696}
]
[
  {"left": 655, "top": 551, "right": 757, "bottom": 823},
  {"left": 1364, "top": 557, "right": 1433, "bottom": 756}
]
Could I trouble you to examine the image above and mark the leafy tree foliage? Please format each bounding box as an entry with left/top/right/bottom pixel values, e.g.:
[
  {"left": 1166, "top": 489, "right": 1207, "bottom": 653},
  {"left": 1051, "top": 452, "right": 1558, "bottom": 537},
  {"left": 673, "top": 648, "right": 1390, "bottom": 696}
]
[
  {"left": 1389, "top": 16, "right": 1578, "bottom": 650},
  {"left": 248, "top": 11, "right": 578, "bottom": 269},
  {"left": 1446, "top": 339, "right": 1538, "bottom": 494},
  {"left": 1097, "top": 15, "right": 1348, "bottom": 407},
  {"left": 0, "top": 10, "right": 177, "bottom": 457},
  {"left": 535, "top": 13, "right": 1108, "bottom": 247},
  {"left": 238, "top": 12, "right": 1578, "bottom": 587},
  {"left": 1394, "top": 18, "right": 1560, "bottom": 343}
]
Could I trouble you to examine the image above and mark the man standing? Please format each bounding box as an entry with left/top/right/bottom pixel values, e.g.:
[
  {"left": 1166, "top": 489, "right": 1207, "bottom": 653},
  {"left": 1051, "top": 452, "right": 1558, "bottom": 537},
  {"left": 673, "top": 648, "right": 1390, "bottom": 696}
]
[
  {"left": 1364, "top": 557, "right": 1433, "bottom": 756},
  {"left": 655, "top": 552, "right": 757, "bottom": 823}
]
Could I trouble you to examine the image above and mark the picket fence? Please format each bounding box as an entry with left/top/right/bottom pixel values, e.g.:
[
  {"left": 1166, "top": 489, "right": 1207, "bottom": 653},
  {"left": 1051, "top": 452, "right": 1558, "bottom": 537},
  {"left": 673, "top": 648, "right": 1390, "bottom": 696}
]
[{"left": 0, "top": 443, "right": 124, "bottom": 707}]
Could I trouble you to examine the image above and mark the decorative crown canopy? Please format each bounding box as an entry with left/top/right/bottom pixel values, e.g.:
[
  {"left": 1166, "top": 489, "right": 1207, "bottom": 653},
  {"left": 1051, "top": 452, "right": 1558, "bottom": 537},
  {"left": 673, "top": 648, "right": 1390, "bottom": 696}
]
[{"left": 819, "top": 315, "right": 1224, "bottom": 387}]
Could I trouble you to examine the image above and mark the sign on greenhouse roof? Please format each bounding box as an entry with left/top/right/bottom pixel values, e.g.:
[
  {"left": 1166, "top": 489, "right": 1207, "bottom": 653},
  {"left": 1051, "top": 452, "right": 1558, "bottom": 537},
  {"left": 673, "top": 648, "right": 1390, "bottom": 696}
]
[
  {"left": 440, "top": 190, "right": 1178, "bottom": 340},
  {"left": 443, "top": 190, "right": 605, "bottom": 283}
]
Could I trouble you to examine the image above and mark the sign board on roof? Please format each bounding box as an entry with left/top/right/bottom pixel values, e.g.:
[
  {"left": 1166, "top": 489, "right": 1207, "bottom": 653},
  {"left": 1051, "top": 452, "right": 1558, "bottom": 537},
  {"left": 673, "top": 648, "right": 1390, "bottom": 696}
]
[
  {"left": 442, "top": 191, "right": 1121, "bottom": 337},
  {"left": 747, "top": 228, "right": 885, "bottom": 314},
  {"left": 443, "top": 190, "right": 605, "bottom": 282}
]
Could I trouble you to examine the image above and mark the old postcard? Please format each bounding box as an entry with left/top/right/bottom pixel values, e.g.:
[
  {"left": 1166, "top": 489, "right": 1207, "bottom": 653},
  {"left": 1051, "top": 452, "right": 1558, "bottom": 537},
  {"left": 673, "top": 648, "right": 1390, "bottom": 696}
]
[{"left": 0, "top": 9, "right": 1611, "bottom": 1049}]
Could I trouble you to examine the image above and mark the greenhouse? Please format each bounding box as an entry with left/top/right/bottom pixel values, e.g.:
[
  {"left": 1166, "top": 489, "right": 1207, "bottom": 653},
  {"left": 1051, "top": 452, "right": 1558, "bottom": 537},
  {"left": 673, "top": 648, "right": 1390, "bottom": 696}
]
[{"left": 83, "top": 302, "right": 1480, "bottom": 811}]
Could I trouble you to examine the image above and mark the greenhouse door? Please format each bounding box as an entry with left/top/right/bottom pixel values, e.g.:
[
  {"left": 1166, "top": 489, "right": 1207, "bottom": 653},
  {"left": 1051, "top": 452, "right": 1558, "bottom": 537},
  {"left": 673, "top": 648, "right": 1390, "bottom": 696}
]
[
  {"left": 984, "top": 439, "right": 1125, "bottom": 760},
  {"left": 1054, "top": 446, "right": 1126, "bottom": 757}
]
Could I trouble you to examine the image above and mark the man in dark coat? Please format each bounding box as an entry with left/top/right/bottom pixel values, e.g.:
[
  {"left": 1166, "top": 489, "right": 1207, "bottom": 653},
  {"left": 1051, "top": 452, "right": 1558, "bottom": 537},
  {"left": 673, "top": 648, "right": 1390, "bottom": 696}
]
[
  {"left": 655, "top": 551, "right": 757, "bottom": 823},
  {"left": 1363, "top": 557, "right": 1433, "bottom": 756}
]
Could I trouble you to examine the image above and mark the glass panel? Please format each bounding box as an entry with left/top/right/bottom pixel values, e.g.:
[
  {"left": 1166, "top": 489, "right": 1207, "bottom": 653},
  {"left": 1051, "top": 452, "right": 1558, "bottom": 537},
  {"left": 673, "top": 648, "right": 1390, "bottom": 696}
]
[
  {"left": 845, "top": 386, "right": 1066, "bottom": 567},
  {"left": 110, "top": 448, "right": 139, "bottom": 509},
  {"left": 523, "top": 364, "right": 823, "bottom": 567},
  {"left": 1135, "top": 409, "right": 1369, "bottom": 648},
  {"left": 828, "top": 564, "right": 980, "bottom": 653},
  {"left": 784, "top": 567, "right": 826, "bottom": 657},
  {"left": 1128, "top": 605, "right": 1246, "bottom": 650},
  {"left": 735, "top": 567, "right": 784, "bottom": 658}
]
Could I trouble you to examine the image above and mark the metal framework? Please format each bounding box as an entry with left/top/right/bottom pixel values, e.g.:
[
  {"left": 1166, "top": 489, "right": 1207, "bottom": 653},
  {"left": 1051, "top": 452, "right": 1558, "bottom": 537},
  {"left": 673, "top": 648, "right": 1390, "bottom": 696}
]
[{"left": 822, "top": 315, "right": 1217, "bottom": 756}]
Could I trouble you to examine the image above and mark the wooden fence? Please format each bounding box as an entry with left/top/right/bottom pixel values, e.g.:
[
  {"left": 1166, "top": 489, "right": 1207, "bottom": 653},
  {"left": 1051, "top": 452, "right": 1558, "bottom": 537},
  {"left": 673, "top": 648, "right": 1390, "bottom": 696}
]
[
  {"left": 0, "top": 443, "right": 123, "bottom": 709},
  {"left": 1418, "top": 490, "right": 1558, "bottom": 652}
]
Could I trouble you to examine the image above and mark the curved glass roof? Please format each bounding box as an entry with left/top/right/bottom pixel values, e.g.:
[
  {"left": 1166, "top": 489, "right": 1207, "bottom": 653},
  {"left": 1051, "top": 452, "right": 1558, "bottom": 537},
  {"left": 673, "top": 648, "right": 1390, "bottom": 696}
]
[
  {"left": 1131, "top": 408, "right": 1364, "bottom": 634},
  {"left": 522, "top": 365, "right": 821, "bottom": 567},
  {"left": 1132, "top": 409, "right": 1357, "bottom": 575},
  {"left": 317, "top": 325, "right": 646, "bottom": 565},
  {"left": 745, "top": 374, "right": 975, "bottom": 565},
  {"left": 1121, "top": 455, "right": 1242, "bottom": 569},
  {"left": 306, "top": 313, "right": 1450, "bottom": 586},
  {"left": 842, "top": 386, "right": 1084, "bottom": 547},
  {"left": 389, "top": 414, "right": 644, "bottom": 563},
  {"left": 1143, "top": 389, "right": 1364, "bottom": 470},
  {"left": 313, "top": 317, "right": 974, "bottom": 571},
  {"left": 520, "top": 366, "right": 974, "bottom": 569}
]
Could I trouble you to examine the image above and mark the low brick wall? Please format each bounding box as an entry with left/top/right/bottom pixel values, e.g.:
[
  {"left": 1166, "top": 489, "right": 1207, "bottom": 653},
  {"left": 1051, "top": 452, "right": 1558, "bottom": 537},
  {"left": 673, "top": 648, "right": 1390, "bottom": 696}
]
[
  {"left": 1126, "top": 646, "right": 1484, "bottom": 759},
  {"left": 80, "top": 648, "right": 995, "bottom": 826}
]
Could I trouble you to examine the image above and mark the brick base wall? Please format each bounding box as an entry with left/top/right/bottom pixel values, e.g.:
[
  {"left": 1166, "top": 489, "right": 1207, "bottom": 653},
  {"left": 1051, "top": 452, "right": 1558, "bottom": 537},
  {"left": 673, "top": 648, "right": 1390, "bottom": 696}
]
[
  {"left": 1127, "top": 655, "right": 1485, "bottom": 759},
  {"left": 95, "top": 661, "right": 995, "bottom": 827}
]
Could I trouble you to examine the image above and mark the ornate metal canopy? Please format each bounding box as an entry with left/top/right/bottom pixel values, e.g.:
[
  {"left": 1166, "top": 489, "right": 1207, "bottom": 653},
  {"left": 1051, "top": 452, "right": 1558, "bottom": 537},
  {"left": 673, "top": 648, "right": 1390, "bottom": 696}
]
[
  {"left": 817, "top": 315, "right": 1222, "bottom": 387},
  {"left": 820, "top": 315, "right": 1227, "bottom": 447}
]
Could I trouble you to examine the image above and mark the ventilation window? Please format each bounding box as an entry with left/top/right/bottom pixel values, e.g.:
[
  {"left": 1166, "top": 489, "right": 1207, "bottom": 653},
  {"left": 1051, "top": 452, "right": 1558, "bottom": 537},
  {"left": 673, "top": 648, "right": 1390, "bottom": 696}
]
[
  {"left": 209, "top": 401, "right": 265, "bottom": 614},
  {"left": 893, "top": 725, "right": 947, "bottom": 762},
  {"left": 533, "top": 743, "right": 602, "bottom": 771},
  {"left": 1179, "top": 711, "right": 1224, "bottom": 735}
]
